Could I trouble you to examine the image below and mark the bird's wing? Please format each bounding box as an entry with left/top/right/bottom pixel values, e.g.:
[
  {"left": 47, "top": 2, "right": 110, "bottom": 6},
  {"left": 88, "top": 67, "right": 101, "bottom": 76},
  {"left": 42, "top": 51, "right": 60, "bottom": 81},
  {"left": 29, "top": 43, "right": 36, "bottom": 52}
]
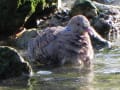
[
  {"left": 27, "top": 26, "right": 65, "bottom": 61},
  {"left": 33, "top": 26, "right": 64, "bottom": 49}
]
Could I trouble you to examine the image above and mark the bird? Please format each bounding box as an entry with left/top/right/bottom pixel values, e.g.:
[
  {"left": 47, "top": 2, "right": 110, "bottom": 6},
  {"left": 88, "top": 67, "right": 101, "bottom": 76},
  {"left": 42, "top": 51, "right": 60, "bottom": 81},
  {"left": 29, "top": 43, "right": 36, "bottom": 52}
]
[{"left": 27, "top": 15, "right": 111, "bottom": 67}]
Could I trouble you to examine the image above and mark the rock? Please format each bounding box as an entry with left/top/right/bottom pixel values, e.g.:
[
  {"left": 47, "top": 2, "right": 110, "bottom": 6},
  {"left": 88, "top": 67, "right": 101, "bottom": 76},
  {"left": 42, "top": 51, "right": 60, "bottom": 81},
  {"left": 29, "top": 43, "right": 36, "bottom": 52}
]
[
  {"left": 70, "top": 0, "right": 120, "bottom": 40},
  {"left": 91, "top": 16, "right": 111, "bottom": 37},
  {"left": 0, "top": 0, "right": 58, "bottom": 38},
  {"left": 0, "top": 46, "right": 32, "bottom": 80},
  {"left": 92, "top": 0, "right": 114, "bottom": 4},
  {"left": 45, "top": 8, "right": 71, "bottom": 27},
  {"left": 92, "top": 1, "right": 120, "bottom": 40},
  {"left": 0, "top": 0, "right": 31, "bottom": 38},
  {"left": 93, "top": 1, "right": 120, "bottom": 11},
  {"left": 70, "top": 0, "right": 98, "bottom": 18},
  {"left": 24, "top": 0, "right": 58, "bottom": 29},
  {"left": 27, "top": 15, "right": 111, "bottom": 67}
]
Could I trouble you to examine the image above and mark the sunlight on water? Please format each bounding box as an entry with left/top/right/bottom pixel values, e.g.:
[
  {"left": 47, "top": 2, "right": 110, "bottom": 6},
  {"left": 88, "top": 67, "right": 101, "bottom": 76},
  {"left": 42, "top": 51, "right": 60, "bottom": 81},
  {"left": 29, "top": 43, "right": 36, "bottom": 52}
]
[
  {"left": 36, "top": 70, "right": 52, "bottom": 75},
  {"left": 93, "top": 44, "right": 120, "bottom": 90}
]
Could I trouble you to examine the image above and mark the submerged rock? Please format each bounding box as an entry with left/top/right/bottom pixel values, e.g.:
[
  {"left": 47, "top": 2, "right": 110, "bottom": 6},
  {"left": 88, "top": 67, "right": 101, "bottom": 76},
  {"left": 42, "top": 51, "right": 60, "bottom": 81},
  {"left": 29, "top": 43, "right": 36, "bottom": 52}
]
[{"left": 0, "top": 46, "right": 32, "bottom": 80}]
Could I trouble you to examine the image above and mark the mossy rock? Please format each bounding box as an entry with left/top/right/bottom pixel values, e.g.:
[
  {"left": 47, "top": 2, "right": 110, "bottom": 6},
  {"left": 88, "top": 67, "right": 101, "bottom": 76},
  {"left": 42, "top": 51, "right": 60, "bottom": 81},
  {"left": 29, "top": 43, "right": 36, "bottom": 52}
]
[
  {"left": 0, "top": 0, "right": 57, "bottom": 38},
  {"left": 0, "top": 46, "right": 32, "bottom": 80},
  {"left": 24, "top": 0, "right": 57, "bottom": 29},
  {"left": 71, "top": 0, "right": 98, "bottom": 18},
  {"left": 0, "top": 0, "right": 31, "bottom": 38}
]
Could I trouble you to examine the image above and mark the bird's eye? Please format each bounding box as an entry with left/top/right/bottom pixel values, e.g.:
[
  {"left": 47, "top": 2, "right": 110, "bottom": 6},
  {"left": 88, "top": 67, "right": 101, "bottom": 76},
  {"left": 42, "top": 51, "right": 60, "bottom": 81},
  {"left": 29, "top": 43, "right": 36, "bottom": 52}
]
[{"left": 77, "top": 23, "right": 80, "bottom": 26}]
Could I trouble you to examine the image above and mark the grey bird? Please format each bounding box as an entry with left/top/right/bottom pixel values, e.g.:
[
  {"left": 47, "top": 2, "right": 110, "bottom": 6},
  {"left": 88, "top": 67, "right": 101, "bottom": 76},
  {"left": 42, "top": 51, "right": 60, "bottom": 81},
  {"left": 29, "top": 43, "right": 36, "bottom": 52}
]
[{"left": 28, "top": 15, "right": 111, "bottom": 67}]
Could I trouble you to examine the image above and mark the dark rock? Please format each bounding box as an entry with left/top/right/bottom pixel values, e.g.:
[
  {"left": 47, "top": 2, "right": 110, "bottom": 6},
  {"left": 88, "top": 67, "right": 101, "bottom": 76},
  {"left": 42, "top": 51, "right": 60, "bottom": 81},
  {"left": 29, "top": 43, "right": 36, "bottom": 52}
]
[
  {"left": 92, "top": 2, "right": 120, "bottom": 40},
  {"left": 24, "top": 1, "right": 57, "bottom": 29},
  {"left": 71, "top": 0, "right": 120, "bottom": 40},
  {"left": 92, "top": 0, "right": 114, "bottom": 4},
  {"left": 91, "top": 17, "right": 111, "bottom": 37},
  {"left": 55, "top": 8, "right": 70, "bottom": 21},
  {"left": 70, "top": 0, "right": 98, "bottom": 18},
  {"left": 0, "top": 0, "right": 31, "bottom": 38},
  {"left": 93, "top": 2, "right": 120, "bottom": 41},
  {"left": 0, "top": 0, "right": 58, "bottom": 38},
  {"left": 0, "top": 46, "right": 32, "bottom": 80}
]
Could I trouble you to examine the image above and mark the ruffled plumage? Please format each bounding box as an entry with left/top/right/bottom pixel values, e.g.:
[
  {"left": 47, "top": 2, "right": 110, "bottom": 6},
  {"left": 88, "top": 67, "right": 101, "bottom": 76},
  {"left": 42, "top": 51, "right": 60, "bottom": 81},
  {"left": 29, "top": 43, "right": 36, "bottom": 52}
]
[{"left": 28, "top": 15, "right": 96, "bottom": 67}]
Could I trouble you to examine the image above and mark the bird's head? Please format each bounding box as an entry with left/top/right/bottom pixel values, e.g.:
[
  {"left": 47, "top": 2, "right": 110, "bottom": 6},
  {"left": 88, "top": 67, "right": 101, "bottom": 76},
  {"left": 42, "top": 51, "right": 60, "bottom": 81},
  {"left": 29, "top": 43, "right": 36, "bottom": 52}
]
[{"left": 67, "top": 15, "right": 93, "bottom": 35}]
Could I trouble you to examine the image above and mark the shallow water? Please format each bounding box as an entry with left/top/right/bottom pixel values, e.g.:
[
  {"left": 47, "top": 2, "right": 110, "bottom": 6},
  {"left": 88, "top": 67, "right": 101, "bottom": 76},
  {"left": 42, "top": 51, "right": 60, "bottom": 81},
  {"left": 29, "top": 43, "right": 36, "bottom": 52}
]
[
  {"left": 0, "top": 46, "right": 120, "bottom": 90},
  {"left": 1, "top": 0, "right": 120, "bottom": 90}
]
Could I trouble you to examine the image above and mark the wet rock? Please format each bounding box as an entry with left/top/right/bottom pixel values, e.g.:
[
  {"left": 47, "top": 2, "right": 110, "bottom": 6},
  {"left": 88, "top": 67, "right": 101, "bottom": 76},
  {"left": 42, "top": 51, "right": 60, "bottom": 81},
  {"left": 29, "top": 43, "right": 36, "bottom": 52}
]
[
  {"left": 91, "top": 16, "right": 111, "bottom": 37},
  {"left": 93, "top": 1, "right": 120, "bottom": 40},
  {"left": 71, "top": 0, "right": 98, "bottom": 18},
  {"left": 0, "top": 46, "right": 32, "bottom": 80},
  {"left": 70, "top": 0, "right": 120, "bottom": 40},
  {"left": 92, "top": 0, "right": 114, "bottom": 4}
]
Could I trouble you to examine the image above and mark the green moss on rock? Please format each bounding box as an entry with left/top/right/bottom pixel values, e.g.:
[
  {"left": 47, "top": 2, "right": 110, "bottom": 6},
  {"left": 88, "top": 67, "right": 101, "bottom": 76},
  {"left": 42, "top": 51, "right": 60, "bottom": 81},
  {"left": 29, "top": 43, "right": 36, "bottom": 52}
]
[
  {"left": 0, "top": 0, "right": 57, "bottom": 38},
  {"left": 71, "top": 0, "right": 98, "bottom": 18},
  {"left": 0, "top": 46, "right": 32, "bottom": 80}
]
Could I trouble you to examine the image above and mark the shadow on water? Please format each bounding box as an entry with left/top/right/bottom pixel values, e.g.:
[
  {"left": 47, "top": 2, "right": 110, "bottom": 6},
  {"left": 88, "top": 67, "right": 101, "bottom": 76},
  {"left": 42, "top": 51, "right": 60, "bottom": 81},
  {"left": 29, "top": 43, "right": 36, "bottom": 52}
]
[{"left": 0, "top": 76, "right": 29, "bottom": 90}]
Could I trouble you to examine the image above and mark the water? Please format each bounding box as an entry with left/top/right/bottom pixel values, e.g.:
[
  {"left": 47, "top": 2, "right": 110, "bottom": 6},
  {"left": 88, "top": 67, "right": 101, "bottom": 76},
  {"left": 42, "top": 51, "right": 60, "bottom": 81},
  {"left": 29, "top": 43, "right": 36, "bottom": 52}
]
[
  {"left": 94, "top": 47, "right": 120, "bottom": 90},
  {"left": 0, "top": 46, "right": 120, "bottom": 90},
  {"left": 1, "top": 0, "right": 120, "bottom": 90}
]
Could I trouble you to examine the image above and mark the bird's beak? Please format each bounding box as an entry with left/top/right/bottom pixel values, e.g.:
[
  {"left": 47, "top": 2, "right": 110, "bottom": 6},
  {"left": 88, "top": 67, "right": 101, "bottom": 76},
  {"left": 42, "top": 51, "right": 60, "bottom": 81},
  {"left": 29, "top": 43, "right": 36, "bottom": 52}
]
[{"left": 86, "top": 27, "right": 94, "bottom": 36}]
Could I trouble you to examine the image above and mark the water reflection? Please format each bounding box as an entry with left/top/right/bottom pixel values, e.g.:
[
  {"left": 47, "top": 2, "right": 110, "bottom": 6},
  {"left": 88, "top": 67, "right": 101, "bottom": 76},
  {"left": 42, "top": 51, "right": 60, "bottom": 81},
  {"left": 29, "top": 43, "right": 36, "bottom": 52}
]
[
  {"left": 0, "top": 76, "right": 29, "bottom": 90},
  {"left": 29, "top": 65, "right": 94, "bottom": 90},
  {"left": 1, "top": 47, "right": 120, "bottom": 90},
  {"left": 94, "top": 46, "right": 120, "bottom": 90}
]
